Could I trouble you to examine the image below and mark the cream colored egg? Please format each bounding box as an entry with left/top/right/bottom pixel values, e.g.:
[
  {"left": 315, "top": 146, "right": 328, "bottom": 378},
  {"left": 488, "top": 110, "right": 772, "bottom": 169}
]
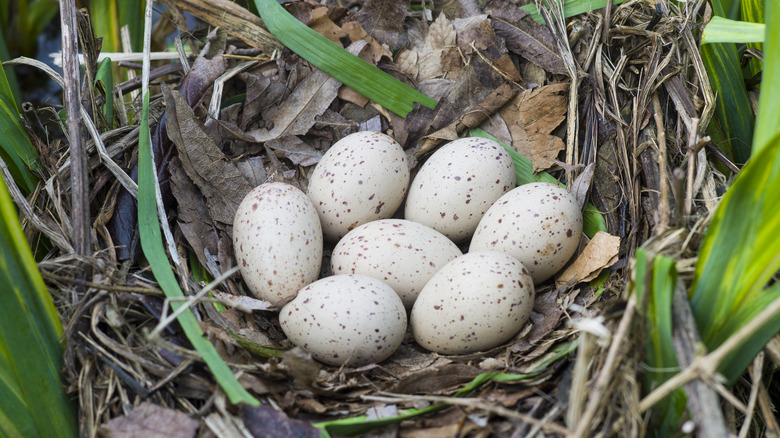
[
  {"left": 469, "top": 182, "right": 582, "bottom": 284},
  {"left": 410, "top": 252, "right": 534, "bottom": 354},
  {"left": 331, "top": 219, "right": 462, "bottom": 309},
  {"left": 404, "top": 137, "right": 516, "bottom": 242},
  {"left": 233, "top": 182, "right": 323, "bottom": 306},
  {"left": 307, "top": 131, "right": 409, "bottom": 241},
  {"left": 279, "top": 275, "right": 407, "bottom": 367}
]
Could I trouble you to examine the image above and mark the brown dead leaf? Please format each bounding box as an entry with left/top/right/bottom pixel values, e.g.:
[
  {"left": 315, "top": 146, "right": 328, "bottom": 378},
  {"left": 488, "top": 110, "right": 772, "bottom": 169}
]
[
  {"left": 489, "top": 0, "right": 567, "bottom": 75},
  {"left": 98, "top": 402, "right": 199, "bottom": 438},
  {"left": 162, "top": 85, "right": 253, "bottom": 225},
  {"left": 249, "top": 41, "right": 371, "bottom": 143},
  {"left": 498, "top": 83, "right": 568, "bottom": 171},
  {"left": 266, "top": 136, "right": 324, "bottom": 167},
  {"left": 390, "top": 363, "right": 482, "bottom": 394},
  {"left": 556, "top": 232, "right": 621, "bottom": 286},
  {"left": 356, "top": 0, "right": 410, "bottom": 50},
  {"left": 241, "top": 405, "right": 319, "bottom": 438},
  {"left": 169, "top": 157, "right": 219, "bottom": 274},
  {"left": 396, "top": 13, "right": 460, "bottom": 82}
]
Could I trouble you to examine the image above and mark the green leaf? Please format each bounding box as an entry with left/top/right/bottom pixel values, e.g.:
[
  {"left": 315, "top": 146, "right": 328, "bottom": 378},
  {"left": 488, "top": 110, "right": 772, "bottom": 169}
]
[
  {"left": 0, "top": 172, "right": 78, "bottom": 437},
  {"left": 0, "top": 94, "right": 40, "bottom": 193},
  {"left": 701, "top": 0, "right": 756, "bottom": 164},
  {"left": 469, "top": 128, "right": 607, "bottom": 238},
  {"left": 690, "top": 133, "right": 780, "bottom": 382},
  {"left": 252, "top": 0, "right": 436, "bottom": 118},
  {"left": 690, "top": 0, "right": 780, "bottom": 381},
  {"left": 95, "top": 58, "right": 115, "bottom": 127},
  {"left": 701, "top": 16, "right": 765, "bottom": 44},
  {"left": 754, "top": 0, "right": 778, "bottom": 155},
  {"left": 634, "top": 249, "right": 686, "bottom": 434},
  {"left": 520, "top": 0, "right": 629, "bottom": 24}
]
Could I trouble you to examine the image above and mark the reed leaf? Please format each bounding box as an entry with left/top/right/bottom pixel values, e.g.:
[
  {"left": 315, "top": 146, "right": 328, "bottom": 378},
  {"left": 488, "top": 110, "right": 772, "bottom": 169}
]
[
  {"left": 690, "top": 0, "right": 780, "bottom": 382},
  {"left": 634, "top": 249, "right": 686, "bottom": 435},
  {"left": 701, "top": 16, "right": 765, "bottom": 43},
  {"left": 753, "top": 0, "right": 778, "bottom": 155},
  {"left": 521, "top": 0, "right": 628, "bottom": 23},
  {"left": 0, "top": 63, "right": 39, "bottom": 193},
  {"left": 0, "top": 173, "right": 77, "bottom": 437},
  {"left": 252, "top": 0, "right": 436, "bottom": 118}
]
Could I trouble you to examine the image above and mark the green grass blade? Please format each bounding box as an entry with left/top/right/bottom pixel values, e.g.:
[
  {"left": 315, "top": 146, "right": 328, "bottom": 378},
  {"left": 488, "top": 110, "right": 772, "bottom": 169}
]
[
  {"left": 0, "top": 30, "right": 22, "bottom": 108},
  {"left": 634, "top": 249, "right": 686, "bottom": 434},
  {"left": 95, "top": 58, "right": 114, "bottom": 127},
  {"left": 252, "top": 0, "right": 436, "bottom": 118},
  {"left": 741, "top": 0, "right": 765, "bottom": 77},
  {"left": 702, "top": 0, "right": 756, "bottom": 164},
  {"left": 89, "top": 0, "right": 120, "bottom": 53},
  {"left": 520, "top": 0, "right": 629, "bottom": 24},
  {"left": 0, "top": 172, "right": 78, "bottom": 437},
  {"left": 753, "top": 0, "right": 778, "bottom": 155},
  {"left": 702, "top": 16, "right": 765, "bottom": 43},
  {"left": 0, "top": 94, "right": 40, "bottom": 193},
  {"left": 137, "top": 0, "right": 258, "bottom": 404},
  {"left": 469, "top": 128, "right": 607, "bottom": 237},
  {"left": 28, "top": 0, "right": 58, "bottom": 41},
  {"left": 117, "top": 1, "right": 145, "bottom": 52}
]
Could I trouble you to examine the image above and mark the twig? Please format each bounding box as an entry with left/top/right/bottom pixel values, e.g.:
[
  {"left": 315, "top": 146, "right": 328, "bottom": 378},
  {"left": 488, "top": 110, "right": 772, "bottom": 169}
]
[
  {"left": 572, "top": 293, "right": 637, "bottom": 437},
  {"left": 671, "top": 279, "right": 729, "bottom": 438},
  {"left": 737, "top": 353, "right": 763, "bottom": 438},
  {"left": 566, "top": 331, "right": 594, "bottom": 429},
  {"left": 149, "top": 267, "right": 240, "bottom": 340},
  {"left": 365, "top": 393, "right": 571, "bottom": 436},
  {"left": 652, "top": 93, "right": 669, "bottom": 233},
  {"left": 61, "top": 0, "right": 90, "bottom": 262},
  {"left": 0, "top": 157, "right": 74, "bottom": 253}
]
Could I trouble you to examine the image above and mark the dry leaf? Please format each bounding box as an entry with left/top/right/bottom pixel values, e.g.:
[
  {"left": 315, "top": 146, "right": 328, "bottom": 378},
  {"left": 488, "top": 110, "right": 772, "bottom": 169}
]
[
  {"left": 98, "top": 402, "right": 199, "bottom": 438},
  {"left": 396, "top": 13, "right": 459, "bottom": 81},
  {"left": 266, "top": 136, "right": 324, "bottom": 167},
  {"left": 162, "top": 85, "right": 254, "bottom": 225},
  {"left": 241, "top": 405, "right": 319, "bottom": 438},
  {"left": 248, "top": 41, "right": 370, "bottom": 143},
  {"left": 489, "top": 0, "right": 567, "bottom": 75},
  {"left": 556, "top": 231, "right": 621, "bottom": 286},
  {"left": 356, "top": 0, "right": 411, "bottom": 50},
  {"left": 499, "top": 83, "right": 568, "bottom": 171}
]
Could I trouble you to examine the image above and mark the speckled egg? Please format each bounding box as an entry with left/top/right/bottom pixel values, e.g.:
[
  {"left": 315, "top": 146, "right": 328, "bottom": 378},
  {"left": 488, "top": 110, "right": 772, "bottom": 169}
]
[
  {"left": 469, "top": 182, "right": 582, "bottom": 284},
  {"left": 307, "top": 131, "right": 410, "bottom": 241},
  {"left": 404, "top": 137, "right": 516, "bottom": 243},
  {"left": 233, "top": 182, "right": 323, "bottom": 305},
  {"left": 410, "top": 252, "right": 534, "bottom": 354},
  {"left": 331, "top": 219, "right": 462, "bottom": 309},
  {"left": 279, "top": 275, "right": 407, "bottom": 367}
]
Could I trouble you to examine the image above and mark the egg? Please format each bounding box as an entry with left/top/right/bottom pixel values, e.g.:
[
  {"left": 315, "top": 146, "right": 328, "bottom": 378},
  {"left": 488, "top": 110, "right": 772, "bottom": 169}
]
[
  {"left": 410, "top": 252, "right": 534, "bottom": 354},
  {"left": 307, "top": 131, "right": 410, "bottom": 241},
  {"left": 233, "top": 182, "right": 323, "bottom": 305},
  {"left": 404, "top": 137, "right": 516, "bottom": 242},
  {"left": 279, "top": 275, "right": 407, "bottom": 367},
  {"left": 331, "top": 219, "right": 462, "bottom": 309},
  {"left": 469, "top": 182, "right": 582, "bottom": 284}
]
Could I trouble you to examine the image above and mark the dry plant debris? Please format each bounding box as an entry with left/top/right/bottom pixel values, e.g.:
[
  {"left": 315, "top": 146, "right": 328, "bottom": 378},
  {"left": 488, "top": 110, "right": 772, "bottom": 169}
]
[{"left": 7, "top": 0, "right": 773, "bottom": 436}]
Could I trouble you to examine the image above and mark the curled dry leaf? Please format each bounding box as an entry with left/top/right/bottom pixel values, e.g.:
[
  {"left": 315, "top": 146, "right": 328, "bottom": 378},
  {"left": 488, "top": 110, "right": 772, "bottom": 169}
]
[{"left": 556, "top": 231, "right": 621, "bottom": 286}]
